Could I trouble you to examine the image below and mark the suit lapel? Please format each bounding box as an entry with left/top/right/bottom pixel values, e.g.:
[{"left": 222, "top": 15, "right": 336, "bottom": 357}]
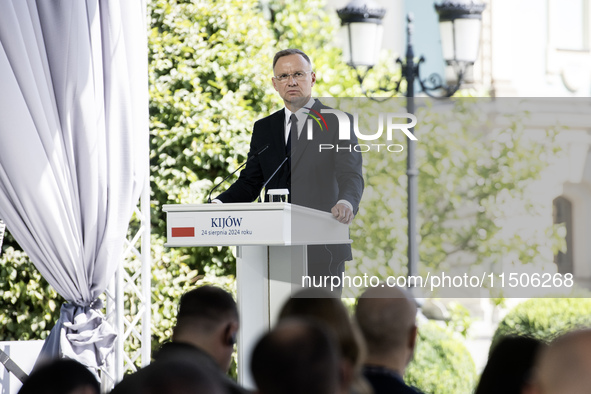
[{"left": 270, "top": 110, "right": 286, "bottom": 164}]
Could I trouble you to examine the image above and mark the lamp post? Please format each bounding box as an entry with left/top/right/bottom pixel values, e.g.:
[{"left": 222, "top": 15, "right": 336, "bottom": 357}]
[{"left": 337, "top": 0, "right": 485, "bottom": 282}]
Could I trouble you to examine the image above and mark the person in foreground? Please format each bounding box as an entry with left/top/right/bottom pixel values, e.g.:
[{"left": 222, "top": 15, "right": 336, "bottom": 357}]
[
  {"left": 110, "top": 360, "right": 228, "bottom": 394},
  {"left": 474, "top": 335, "right": 545, "bottom": 394},
  {"left": 18, "top": 359, "right": 99, "bottom": 394},
  {"left": 153, "top": 285, "right": 246, "bottom": 394},
  {"left": 529, "top": 328, "right": 591, "bottom": 394},
  {"left": 214, "top": 48, "right": 364, "bottom": 286},
  {"left": 251, "top": 319, "right": 340, "bottom": 394},
  {"left": 355, "top": 286, "right": 422, "bottom": 394},
  {"left": 278, "top": 287, "right": 371, "bottom": 394}
]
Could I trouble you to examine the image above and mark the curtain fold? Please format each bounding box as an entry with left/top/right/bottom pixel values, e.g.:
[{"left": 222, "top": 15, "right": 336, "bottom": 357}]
[{"left": 0, "top": 0, "right": 148, "bottom": 372}]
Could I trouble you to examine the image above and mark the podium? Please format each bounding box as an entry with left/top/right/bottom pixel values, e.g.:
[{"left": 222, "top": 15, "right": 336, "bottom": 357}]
[{"left": 163, "top": 202, "right": 350, "bottom": 388}]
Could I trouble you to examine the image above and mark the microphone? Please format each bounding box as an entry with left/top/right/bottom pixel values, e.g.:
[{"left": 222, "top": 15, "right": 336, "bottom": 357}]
[
  {"left": 257, "top": 147, "right": 294, "bottom": 202},
  {"left": 207, "top": 143, "right": 270, "bottom": 203}
]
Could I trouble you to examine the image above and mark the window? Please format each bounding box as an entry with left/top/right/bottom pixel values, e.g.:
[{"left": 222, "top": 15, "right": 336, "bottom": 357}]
[{"left": 551, "top": 0, "right": 587, "bottom": 51}]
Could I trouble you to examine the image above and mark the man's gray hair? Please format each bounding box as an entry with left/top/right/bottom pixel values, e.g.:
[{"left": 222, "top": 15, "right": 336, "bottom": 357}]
[{"left": 273, "top": 49, "right": 312, "bottom": 70}]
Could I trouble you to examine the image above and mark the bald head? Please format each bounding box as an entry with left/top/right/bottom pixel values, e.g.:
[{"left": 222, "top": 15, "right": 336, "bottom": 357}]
[
  {"left": 534, "top": 329, "right": 591, "bottom": 394},
  {"left": 355, "top": 286, "right": 417, "bottom": 358}
]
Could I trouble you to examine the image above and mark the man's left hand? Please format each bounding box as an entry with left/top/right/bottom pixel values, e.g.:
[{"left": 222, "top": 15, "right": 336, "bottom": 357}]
[{"left": 331, "top": 203, "right": 354, "bottom": 225}]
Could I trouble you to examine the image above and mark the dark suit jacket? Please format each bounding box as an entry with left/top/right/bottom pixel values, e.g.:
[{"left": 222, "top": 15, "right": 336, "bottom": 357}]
[
  {"left": 216, "top": 99, "right": 364, "bottom": 265},
  {"left": 154, "top": 342, "right": 249, "bottom": 394},
  {"left": 112, "top": 342, "right": 249, "bottom": 394},
  {"left": 217, "top": 99, "right": 363, "bottom": 211},
  {"left": 363, "top": 365, "right": 423, "bottom": 394}
]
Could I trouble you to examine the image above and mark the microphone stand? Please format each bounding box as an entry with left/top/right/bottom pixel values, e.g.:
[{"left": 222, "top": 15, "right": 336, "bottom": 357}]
[
  {"left": 257, "top": 154, "right": 289, "bottom": 202},
  {"left": 206, "top": 143, "right": 269, "bottom": 203}
]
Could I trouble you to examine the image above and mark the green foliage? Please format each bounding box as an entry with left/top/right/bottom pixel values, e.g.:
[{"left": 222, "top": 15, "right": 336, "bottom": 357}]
[
  {"left": 406, "top": 320, "right": 476, "bottom": 394},
  {"left": 0, "top": 247, "right": 63, "bottom": 340},
  {"left": 149, "top": 235, "right": 201, "bottom": 352},
  {"left": 491, "top": 298, "right": 591, "bottom": 353},
  {"left": 149, "top": 234, "right": 237, "bottom": 349},
  {"left": 445, "top": 302, "right": 473, "bottom": 338}
]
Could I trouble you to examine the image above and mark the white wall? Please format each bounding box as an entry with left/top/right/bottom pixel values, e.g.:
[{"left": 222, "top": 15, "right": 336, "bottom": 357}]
[
  {"left": 0, "top": 341, "right": 44, "bottom": 394},
  {"left": 487, "top": 0, "right": 591, "bottom": 96}
]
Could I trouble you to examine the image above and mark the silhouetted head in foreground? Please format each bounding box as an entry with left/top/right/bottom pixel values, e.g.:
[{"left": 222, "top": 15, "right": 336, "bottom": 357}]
[
  {"left": 474, "top": 335, "right": 545, "bottom": 394},
  {"left": 278, "top": 288, "right": 370, "bottom": 394},
  {"left": 531, "top": 329, "right": 591, "bottom": 394},
  {"left": 18, "top": 359, "right": 99, "bottom": 394},
  {"left": 251, "top": 318, "right": 339, "bottom": 394},
  {"left": 111, "top": 359, "right": 227, "bottom": 394}
]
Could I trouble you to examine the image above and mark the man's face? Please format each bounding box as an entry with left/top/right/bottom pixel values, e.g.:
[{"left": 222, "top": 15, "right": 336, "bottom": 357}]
[{"left": 272, "top": 54, "right": 316, "bottom": 110}]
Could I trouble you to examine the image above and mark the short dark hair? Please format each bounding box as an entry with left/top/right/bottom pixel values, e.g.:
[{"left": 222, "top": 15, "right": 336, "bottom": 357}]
[
  {"left": 176, "top": 285, "right": 238, "bottom": 331},
  {"left": 251, "top": 319, "right": 339, "bottom": 394},
  {"left": 273, "top": 49, "right": 312, "bottom": 70}
]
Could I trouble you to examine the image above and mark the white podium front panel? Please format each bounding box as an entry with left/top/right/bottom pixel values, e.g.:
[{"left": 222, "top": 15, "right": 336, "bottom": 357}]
[
  {"left": 163, "top": 202, "right": 350, "bottom": 247},
  {"left": 166, "top": 207, "right": 288, "bottom": 246}
]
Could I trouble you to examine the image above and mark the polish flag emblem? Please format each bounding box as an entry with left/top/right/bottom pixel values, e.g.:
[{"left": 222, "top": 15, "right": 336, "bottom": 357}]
[{"left": 171, "top": 227, "right": 195, "bottom": 237}]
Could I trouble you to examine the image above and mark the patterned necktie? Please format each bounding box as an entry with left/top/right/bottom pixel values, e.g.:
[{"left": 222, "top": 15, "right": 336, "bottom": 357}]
[{"left": 287, "top": 114, "right": 297, "bottom": 169}]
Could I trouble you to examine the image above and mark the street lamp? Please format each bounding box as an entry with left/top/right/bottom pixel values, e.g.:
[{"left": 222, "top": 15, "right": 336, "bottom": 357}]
[
  {"left": 337, "top": 0, "right": 485, "bottom": 280},
  {"left": 337, "top": 0, "right": 386, "bottom": 68}
]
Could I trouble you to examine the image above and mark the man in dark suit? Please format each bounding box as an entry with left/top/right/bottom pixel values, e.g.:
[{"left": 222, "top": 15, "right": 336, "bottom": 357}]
[
  {"left": 153, "top": 285, "right": 247, "bottom": 394},
  {"left": 215, "top": 49, "right": 364, "bottom": 283}
]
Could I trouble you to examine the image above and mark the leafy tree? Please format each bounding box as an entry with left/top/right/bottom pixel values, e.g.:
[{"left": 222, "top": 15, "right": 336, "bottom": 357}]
[
  {"left": 0, "top": 247, "right": 62, "bottom": 340},
  {"left": 491, "top": 298, "right": 591, "bottom": 352}
]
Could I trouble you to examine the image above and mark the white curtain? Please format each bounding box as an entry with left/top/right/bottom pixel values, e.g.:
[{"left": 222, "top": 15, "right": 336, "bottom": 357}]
[{"left": 0, "top": 0, "right": 148, "bottom": 372}]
